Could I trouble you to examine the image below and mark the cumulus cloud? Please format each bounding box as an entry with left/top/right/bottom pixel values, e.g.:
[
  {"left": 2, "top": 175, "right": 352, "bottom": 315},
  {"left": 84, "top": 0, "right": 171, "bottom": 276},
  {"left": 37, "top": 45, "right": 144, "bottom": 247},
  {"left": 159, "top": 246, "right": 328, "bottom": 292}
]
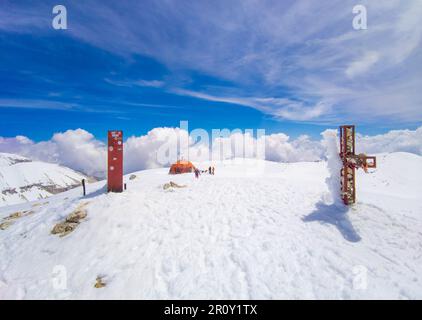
[
  {"left": 357, "top": 126, "right": 422, "bottom": 155},
  {"left": 48, "top": 129, "right": 107, "bottom": 177},
  {"left": 0, "top": 129, "right": 106, "bottom": 177},
  {"left": 124, "top": 127, "right": 188, "bottom": 173},
  {"left": 265, "top": 133, "right": 323, "bottom": 162},
  {"left": 0, "top": 136, "right": 33, "bottom": 154},
  {"left": 0, "top": 126, "right": 421, "bottom": 177}
]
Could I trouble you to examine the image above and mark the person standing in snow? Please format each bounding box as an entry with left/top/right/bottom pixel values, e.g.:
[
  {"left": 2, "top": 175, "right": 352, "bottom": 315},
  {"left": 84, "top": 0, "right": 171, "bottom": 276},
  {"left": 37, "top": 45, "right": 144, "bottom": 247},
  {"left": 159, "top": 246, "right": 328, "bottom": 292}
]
[
  {"left": 194, "top": 168, "right": 200, "bottom": 179},
  {"left": 209, "top": 166, "right": 212, "bottom": 174}
]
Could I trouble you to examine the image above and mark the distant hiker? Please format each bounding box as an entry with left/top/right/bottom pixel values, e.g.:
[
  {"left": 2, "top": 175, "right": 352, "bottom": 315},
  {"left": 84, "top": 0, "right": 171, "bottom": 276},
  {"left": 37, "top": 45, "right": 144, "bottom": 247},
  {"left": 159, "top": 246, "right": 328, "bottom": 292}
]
[
  {"left": 194, "top": 168, "right": 200, "bottom": 179},
  {"left": 212, "top": 167, "right": 215, "bottom": 175},
  {"left": 209, "top": 166, "right": 212, "bottom": 174}
]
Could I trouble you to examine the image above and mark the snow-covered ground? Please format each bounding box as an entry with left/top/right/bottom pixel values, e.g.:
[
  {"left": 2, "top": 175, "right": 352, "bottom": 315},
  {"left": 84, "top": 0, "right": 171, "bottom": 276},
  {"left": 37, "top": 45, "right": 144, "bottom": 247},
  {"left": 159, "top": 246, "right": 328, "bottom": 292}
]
[
  {"left": 0, "top": 153, "right": 89, "bottom": 207},
  {"left": 0, "top": 153, "right": 421, "bottom": 299}
]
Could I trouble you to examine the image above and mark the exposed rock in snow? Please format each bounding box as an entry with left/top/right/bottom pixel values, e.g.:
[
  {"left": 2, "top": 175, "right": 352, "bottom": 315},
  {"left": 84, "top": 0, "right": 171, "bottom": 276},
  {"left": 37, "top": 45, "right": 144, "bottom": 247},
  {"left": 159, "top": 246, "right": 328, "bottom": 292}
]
[
  {"left": 51, "top": 202, "right": 89, "bottom": 237},
  {"left": 0, "top": 153, "right": 421, "bottom": 299},
  {"left": 94, "top": 276, "right": 107, "bottom": 289},
  {"left": 163, "top": 181, "right": 187, "bottom": 190}
]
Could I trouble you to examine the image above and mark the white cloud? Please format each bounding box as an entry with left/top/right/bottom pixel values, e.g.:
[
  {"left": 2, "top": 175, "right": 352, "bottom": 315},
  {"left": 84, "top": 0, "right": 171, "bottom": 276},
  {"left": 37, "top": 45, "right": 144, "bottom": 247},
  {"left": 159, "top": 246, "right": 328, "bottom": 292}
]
[
  {"left": 0, "top": 126, "right": 421, "bottom": 177},
  {"left": 135, "top": 80, "right": 164, "bottom": 88},
  {"left": 0, "top": 129, "right": 106, "bottom": 177},
  {"left": 105, "top": 78, "right": 164, "bottom": 88},
  {"left": 124, "top": 127, "right": 188, "bottom": 173},
  {"left": 273, "top": 101, "right": 331, "bottom": 121},
  {"left": 357, "top": 126, "right": 422, "bottom": 155},
  {"left": 264, "top": 133, "right": 324, "bottom": 162},
  {"left": 173, "top": 89, "right": 329, "bottom": 121},
  {"left": 0, "top": 99, "right": 75, "bottom": 110},
  {"left": 48, "top": 129, "right": 107, "bottom": 177},
  {"left": 345, "top": 51, "right": 379, "bottom": 78},
  {"left": 0, "top": 136, "right": 33, "bottom": 154}
]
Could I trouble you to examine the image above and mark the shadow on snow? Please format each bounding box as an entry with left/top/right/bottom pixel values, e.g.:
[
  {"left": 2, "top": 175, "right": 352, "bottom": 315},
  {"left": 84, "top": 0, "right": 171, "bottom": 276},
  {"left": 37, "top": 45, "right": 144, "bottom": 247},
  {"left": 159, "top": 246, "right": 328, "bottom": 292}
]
[{"left": 303, "top": 202, "right": 361, "bottom": 243}]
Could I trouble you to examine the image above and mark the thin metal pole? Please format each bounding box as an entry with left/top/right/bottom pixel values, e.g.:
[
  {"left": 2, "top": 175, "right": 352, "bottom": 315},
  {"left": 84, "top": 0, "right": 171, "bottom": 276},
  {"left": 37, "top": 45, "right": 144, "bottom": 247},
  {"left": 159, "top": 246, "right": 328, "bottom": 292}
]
[{"left": 82, "top": 179, "right": 86, "bottom": 196}]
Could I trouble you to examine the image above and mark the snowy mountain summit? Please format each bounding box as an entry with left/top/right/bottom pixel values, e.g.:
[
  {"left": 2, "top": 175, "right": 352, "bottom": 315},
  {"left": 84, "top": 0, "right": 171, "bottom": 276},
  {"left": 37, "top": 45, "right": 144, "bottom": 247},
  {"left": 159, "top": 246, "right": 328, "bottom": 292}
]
[
  {"left": 0, "top": 153, "right": 89, "bottom": 207},
  {"left": 0, "top": 153, "right": 421, "bottom": 299}
]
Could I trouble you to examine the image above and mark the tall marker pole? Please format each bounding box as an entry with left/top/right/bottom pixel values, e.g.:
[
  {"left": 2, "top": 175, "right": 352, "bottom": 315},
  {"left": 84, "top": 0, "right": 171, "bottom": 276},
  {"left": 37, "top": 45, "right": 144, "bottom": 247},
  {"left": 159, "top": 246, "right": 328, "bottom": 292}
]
[{"left": 107, "top": 130, "right": 124, "bottom": 193}]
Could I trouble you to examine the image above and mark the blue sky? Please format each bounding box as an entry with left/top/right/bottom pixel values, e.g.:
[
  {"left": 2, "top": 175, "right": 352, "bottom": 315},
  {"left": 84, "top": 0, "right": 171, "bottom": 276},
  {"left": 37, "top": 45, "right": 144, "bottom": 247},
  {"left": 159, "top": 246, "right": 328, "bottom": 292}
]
[{"left": 0, "top": 0, "right": 421, "bottom": 141}]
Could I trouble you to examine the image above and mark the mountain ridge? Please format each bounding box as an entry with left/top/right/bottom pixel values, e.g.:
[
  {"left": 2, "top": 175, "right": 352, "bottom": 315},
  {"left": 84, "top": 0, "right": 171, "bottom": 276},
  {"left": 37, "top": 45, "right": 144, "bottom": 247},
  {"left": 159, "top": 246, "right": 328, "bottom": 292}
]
[{"left": 0, "top": 153, "right": 93, "bottom": 207}]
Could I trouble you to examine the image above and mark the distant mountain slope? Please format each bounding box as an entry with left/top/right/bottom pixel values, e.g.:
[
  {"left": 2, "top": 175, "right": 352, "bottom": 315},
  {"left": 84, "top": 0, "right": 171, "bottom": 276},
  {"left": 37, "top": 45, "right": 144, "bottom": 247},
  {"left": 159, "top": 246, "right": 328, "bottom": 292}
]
[
  {"left": 0, "top": 153, "right": 32, "bottom": 167},
  {"left": 0, "top": 153, "right": 89, "bottom": 207}
]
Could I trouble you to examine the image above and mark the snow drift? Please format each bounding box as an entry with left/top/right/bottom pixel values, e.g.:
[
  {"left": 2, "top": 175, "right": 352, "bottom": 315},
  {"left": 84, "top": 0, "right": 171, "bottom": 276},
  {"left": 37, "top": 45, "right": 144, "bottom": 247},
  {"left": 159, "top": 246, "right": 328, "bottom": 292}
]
[{"left": 321, "top": 129, "right": 344, "bottom": 207}]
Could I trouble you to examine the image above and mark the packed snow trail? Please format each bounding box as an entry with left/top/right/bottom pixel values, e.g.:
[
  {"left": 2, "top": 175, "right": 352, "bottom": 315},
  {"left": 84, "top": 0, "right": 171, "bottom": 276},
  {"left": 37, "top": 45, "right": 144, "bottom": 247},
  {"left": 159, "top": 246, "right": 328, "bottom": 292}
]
[{"left": 0, "top": 154, "right": 421, "bottom": 299}]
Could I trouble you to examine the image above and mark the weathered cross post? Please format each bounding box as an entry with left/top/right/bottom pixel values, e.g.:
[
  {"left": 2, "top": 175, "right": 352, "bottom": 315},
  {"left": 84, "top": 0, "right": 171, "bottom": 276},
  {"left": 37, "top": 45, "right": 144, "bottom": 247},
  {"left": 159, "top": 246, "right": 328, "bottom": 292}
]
[{"left": 339, "top": 125, "right": 376, "bottom": 205}]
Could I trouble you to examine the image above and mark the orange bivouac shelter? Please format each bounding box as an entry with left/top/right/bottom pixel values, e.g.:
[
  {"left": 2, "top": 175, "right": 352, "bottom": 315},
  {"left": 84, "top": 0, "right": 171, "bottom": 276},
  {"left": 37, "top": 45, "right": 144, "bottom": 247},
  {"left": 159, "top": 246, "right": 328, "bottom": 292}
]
[{"left": 169, "top": 160, "right": 196, "bottom": 174}]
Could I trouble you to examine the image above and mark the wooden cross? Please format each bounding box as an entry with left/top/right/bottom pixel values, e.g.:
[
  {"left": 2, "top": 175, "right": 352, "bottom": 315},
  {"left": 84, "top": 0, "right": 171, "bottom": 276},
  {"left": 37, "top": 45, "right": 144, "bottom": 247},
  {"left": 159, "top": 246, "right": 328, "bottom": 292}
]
[{"left": 339, "top": 125, "right": 376, "bottom": 205}]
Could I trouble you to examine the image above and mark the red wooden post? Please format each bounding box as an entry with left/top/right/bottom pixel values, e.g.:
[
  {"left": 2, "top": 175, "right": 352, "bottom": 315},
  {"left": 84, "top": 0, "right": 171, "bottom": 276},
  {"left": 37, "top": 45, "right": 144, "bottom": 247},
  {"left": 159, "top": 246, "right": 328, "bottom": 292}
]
[{"left": 107, "top": 130, "right": 123, "bottom": 193}]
